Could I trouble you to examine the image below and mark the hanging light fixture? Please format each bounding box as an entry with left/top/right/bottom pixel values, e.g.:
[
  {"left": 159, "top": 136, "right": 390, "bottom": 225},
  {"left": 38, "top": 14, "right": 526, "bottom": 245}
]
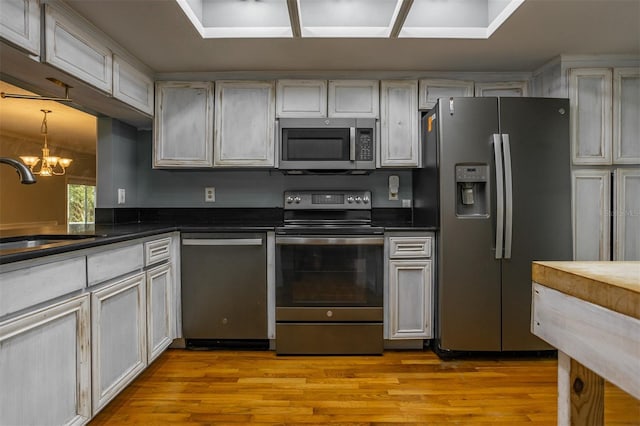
[{"left": 20, "top": 109, "right": 72, "bottom": 176}]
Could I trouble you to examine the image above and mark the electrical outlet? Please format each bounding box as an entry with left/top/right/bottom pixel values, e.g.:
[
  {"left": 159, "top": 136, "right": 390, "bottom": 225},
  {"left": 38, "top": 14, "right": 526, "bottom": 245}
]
[
  {"left": 117, "top": 188, "right": 125, "bottom": 205},
  {"left": 402, "top": 199, "right": 412, "bottom": 208},
  {"left": 205, "top": 187, "right": 215, "bottom": 202}
]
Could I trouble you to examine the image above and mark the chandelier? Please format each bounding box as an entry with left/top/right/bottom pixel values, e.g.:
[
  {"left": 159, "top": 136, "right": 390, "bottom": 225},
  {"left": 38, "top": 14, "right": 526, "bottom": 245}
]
[{"left": 20, "top": 109, "right": 72, "bottom": 176}]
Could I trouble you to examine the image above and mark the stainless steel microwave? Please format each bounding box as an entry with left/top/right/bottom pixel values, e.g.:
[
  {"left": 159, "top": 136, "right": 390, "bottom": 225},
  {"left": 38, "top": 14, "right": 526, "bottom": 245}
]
[{"left": 278, "top": 118, "right": 376, "bottom": 171}]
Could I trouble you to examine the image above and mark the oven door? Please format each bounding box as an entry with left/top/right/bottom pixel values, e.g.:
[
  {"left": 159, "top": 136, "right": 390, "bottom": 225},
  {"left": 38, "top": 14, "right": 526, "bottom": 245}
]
[{"left": 275, "top": 235, "right": 384, "bottom": 320}]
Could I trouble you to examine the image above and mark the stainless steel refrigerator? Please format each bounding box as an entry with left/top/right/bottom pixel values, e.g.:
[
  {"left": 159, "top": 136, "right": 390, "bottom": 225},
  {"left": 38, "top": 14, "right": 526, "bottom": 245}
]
[{"left": 413, "top": 97, "right": 572, "bottom": 353}]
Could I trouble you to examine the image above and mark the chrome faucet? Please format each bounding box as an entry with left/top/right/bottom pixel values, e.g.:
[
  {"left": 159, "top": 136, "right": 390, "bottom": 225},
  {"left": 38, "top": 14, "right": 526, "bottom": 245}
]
[{"left": 0, "top": 157, "right": 37, "bottom": 184}]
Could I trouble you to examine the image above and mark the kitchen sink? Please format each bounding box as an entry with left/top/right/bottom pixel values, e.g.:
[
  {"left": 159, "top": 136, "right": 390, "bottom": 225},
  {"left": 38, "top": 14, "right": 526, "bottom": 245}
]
[{"left": 0, "top": 235, "right": 103, "bottom": 252}]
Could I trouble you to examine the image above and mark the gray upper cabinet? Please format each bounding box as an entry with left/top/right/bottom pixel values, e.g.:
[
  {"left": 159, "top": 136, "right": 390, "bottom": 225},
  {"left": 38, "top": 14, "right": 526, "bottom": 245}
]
[
  {"left": 276, "top": 80, "right": 327, "bottom": 118},
  {"left": 0, "top": 0, "right": 40, "bottom": 56},
  {"left": 379, "top": 80, "right": 419, "bottom": 167},
  {"left": 613, "top": 68, "right": 640, "bottom": 164},
  {"left": 328, "top": 80, "right": 380, "bottom": 118},
  {"left": 214, "top": 80, "right": 276, "bottom": 167},
  {"left": 44, "top": 3, "right": 113, "bottom": 94},
  {"left": 113, "top": 54, "right": 154, "bottom": 116},
  {"left": 569, "top": 68, "right": 613, "bottom": 165},
  {"left": 474, "top": 81, "right": 529, "bottom": 97},
  {"left": 572, "top": 169, "right": 611, "bottom": 261},
  {"left": 418, "top": 78, "right": 474, "bottom": 110},
  {"left": 154, "top": 81, "right": 214, "bottom": 168}
]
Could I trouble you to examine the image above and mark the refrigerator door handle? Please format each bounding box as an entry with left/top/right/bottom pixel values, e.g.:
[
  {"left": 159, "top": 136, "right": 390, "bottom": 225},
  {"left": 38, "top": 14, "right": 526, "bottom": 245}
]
[
  {"left": 493, "top": 134, "right": 504, "bottom": 259},
  {"left": 502, "top": 134, "right": 513, "bottom": 259}
]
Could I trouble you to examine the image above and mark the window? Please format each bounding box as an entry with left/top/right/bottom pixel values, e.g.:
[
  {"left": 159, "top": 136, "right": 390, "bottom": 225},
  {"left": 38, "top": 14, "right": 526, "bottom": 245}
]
[{"left": 67, "top": 182, "right": 96, "bottom": 225}]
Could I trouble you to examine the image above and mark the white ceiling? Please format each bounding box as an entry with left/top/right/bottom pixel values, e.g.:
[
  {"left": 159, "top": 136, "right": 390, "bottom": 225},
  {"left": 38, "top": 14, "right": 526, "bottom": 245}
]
[{"left": 65, "top": 0, "right": 639, "bottom": 73}]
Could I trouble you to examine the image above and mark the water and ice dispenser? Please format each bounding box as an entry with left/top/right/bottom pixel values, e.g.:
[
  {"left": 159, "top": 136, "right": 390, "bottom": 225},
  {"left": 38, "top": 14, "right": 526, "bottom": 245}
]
[{"left": 455, "top": 164, "right": 489, "bottom": 217}]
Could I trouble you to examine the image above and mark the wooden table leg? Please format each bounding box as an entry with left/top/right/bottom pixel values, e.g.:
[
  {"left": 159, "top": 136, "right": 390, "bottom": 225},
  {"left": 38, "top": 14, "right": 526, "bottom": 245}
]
[{"left": 558, "top": 351, "right": 605, "bottom": 426}]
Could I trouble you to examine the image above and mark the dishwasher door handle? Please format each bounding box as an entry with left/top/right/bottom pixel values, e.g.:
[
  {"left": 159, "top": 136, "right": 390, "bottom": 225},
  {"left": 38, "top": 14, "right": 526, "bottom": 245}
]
[{"left": 182, "top": 238, "right": 263, "bottom": 246}]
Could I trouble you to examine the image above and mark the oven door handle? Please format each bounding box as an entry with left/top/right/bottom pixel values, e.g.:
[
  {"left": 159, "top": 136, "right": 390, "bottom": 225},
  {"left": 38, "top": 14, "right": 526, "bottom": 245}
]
[{"left": 276, "top": 236, "right": 384, "bottom": 246}]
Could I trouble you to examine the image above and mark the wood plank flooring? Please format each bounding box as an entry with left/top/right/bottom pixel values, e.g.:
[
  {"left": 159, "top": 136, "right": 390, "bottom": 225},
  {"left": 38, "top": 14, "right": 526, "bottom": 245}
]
[{"left": 89, "top": 349, "right": 639, "bottom": 425}]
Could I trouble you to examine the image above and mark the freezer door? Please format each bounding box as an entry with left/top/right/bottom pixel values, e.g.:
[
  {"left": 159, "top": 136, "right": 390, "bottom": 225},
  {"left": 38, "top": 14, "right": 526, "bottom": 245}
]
[
  {"left": 435, "top": 97, "right": 502, "bottom": 352},
  {"left": 499, "top": 97, "right": 572, "bottom": 351}
]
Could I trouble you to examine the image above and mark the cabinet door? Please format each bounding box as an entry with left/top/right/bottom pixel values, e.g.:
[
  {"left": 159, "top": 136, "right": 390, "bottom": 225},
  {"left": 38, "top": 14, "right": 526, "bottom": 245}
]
[
  {"left": 0, "top": 0, "right": 40, "bottom": 56},
  {"left": 418, "top": 79, "right": 474, "bottom": 110},
  {"left": 92, "top": 272, "right": 147, "bottom": 414},
  {"left": 0, "top": 294, "right": 91, "bottom": 426},
  {"left": 614, "top": 168, "right": 640, "bottom": 261},
  {"left": 113, "top": 54, "right": 154, "bottom": 115},
  {"left": 569, "top": 68, "right": 613, "bottom": 165},
  {"left": 572, "top": 169, "right": 611, "bottom": 261},
  {"left": 154, "top": 81, "right": 214, "bottom": 167},
  {"left": 388, "top": 259, "right": 432, "bottom": 339},
  {"left": 147, "top": 263, "right": 173, "bottom": 363},
  {"left": 613, "top": 68, "right": 640, "bottom": 164},
  {"left": 44, "top": 3, "right": 113, "bottom": 93},
  {"left": 276, "top": 80, "right": 327, "bottom": 117},
  {"left": 328, "top": 80, "right": 380, "bottom": 118},
  {"left": 380, "top": 80, "right": 419, "bottom": 167},
  {"left": 474, "top": 81, "right": 529, "bottom": 97},
  {"left": 214, "top": 80, "right": 275, "bottom": 167}
]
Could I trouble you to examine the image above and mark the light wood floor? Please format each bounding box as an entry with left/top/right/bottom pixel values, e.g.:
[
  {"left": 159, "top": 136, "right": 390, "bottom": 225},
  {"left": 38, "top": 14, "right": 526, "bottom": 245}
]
[{"left": 90, "top": 349, "right": 639, "bottom": 425}]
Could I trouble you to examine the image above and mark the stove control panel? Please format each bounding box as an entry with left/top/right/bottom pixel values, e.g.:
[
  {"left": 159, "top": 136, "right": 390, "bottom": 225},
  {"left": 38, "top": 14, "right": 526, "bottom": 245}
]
[{"left": 284, "top": 190, "right": 372, "bottom": 210}]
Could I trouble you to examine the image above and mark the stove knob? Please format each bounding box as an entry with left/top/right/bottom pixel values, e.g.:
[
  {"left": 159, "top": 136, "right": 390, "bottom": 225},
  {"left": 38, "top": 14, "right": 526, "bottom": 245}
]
[
  {"left": 347, "top": 196, "right": 354, "bottom": 204},
  {"left": 362, "top": 196, "right": 370, "bottom": 204},
  {"left": 294, "top": 196, "right": 301, "bottom": 204},
  {"left": 286, "top": 196, "right": 294, "bottom": 204},
  {"left": 354, "top": 196, "right": 362, "bottom": 204}
]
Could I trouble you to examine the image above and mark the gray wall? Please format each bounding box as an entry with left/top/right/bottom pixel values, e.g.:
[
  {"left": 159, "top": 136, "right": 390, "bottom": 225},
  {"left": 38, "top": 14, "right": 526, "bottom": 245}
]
[
  {"left": 97, "top": 119, "right": 414, "bottom": 209},
  {"left": 96, "top": 118, "right": 139, "bottom": 208}
]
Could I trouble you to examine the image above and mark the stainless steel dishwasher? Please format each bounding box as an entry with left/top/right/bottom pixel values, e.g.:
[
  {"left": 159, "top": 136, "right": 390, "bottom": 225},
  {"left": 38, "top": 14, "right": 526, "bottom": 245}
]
[{"left": 181, "top": 232, "right": 268, "bottom": 348}]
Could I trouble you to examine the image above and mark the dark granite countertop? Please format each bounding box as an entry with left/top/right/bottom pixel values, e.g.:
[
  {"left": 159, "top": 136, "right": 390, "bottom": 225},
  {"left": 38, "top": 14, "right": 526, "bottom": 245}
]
[{"left": 0, "top": 207, "right": 437, "bottom": 264}]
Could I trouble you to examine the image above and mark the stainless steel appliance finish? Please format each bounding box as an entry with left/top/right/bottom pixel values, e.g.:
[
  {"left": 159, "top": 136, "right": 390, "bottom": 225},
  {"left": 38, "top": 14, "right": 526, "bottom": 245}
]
[
  {"left": 181, "top": 233, "right": 268, "bottom": 344},
  {"left": 275, "top": 190, "right": 384, "bottom": 355},
  {"left": 414, "top": 97, "right": 571, "bottom": 353},
  {"left": 278, "top": 118, "right": 376, "bottom": 171}
]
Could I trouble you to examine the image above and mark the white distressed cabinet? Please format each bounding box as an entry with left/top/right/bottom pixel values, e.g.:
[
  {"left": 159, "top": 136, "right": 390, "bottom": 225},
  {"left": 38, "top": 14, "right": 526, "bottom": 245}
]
[
  {"left": 328, "top": 80, "right": 380, "bottom": 118},
  {"left": 276, "top": 80, "right": 327, "bottom": 117},
  {"left": 386, "top": 234, "right": 434, "bottom": 340},
  {"left": 44, "top": 3, "right": 113, "bottom": 94},
  {"left": 144, "top": 236, "right": 174, "bottom": 363},
  {"left": 0, "top": 0, "right": 40, "bottom": 56},
  {"left": 379, "top": 80, "right": 420, "bottom": 167},
  {"left": 569, "top": 68, "right": 613, "bottom": 165},
  {"left": 572, "top": 169, "right": 611, "bottom": 261},
  {"left": 154, "top": 81, "right": 214, "bottom": 167},
  {"left": 113, "top": 54, "right": 154, "bottom": 115},
  {"left": 614, "top": 168, "right": 640, "bottom": 260},
  {"left": 91, "top": 272, "right": 147, "bottom": 414},
  {"left": 418, "top": 78, "right": 474, "bottom": 110},
  {"left": 214, "top": 80, "right": 276, "bottom": 167},
  {"left": 0, "top": 294, "right": 91, "bottom": 426},
  {"left": 474, "top": 81, "right": 529, "bottom": 97},
  {"left": 613, "top": 68, "right": 640, "bottom": 164}
]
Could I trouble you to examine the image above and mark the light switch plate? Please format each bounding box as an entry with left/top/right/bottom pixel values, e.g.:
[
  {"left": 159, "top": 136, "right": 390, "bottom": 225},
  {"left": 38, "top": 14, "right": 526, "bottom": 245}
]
[{"left": 117, "top": 188, "right": 125, "bottom": 204}]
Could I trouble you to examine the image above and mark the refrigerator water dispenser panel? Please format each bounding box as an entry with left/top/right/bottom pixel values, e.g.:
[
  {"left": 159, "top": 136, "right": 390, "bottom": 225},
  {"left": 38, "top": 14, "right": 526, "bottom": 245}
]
[{"left": 455, "top": 164, "right": 489, "bottom": 217}]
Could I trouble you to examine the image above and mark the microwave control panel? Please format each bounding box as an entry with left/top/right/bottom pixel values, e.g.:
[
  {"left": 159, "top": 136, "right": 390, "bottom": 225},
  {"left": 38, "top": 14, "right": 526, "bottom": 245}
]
[{"left": 356, "top": 129, "right": 374, "bottom": 161}]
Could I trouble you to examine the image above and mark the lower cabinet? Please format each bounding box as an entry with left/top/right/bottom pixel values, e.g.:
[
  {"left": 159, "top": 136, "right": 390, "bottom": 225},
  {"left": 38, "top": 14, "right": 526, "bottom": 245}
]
[
  {"left": 385, "top": 233, "right": 434, "bottom": 340},
  {"left": 146, "top": 263, "right": 173, "bottom": 363},
  {"left": 0, "top": 294, "right": 91, "bottom": 426},
  {"left": 388, "top": 259, "right": 433, "bottom": 339},
  {"left": 91, "top": 272, "right": 147, "bottom": 414}
]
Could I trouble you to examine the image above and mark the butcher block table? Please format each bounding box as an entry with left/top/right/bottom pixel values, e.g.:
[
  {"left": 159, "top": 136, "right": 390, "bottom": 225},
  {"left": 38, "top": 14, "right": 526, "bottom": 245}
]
[{"left": 531, "top": 261, "right": 640, "bottom": 425}]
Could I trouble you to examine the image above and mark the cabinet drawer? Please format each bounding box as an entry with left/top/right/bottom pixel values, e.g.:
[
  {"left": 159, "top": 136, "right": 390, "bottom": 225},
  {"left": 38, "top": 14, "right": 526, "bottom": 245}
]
[
  {"left": 144, "top": 237, "right": 171, "bottom": 266},
  {"left": 389, "top": 237, "right": 432, "bottom": 258},
  {"left": 87, "top": 243, "right": 143, "bottom": 286},
  {"left": 0, "top": 256, "right": 87, "bottom": 317}
]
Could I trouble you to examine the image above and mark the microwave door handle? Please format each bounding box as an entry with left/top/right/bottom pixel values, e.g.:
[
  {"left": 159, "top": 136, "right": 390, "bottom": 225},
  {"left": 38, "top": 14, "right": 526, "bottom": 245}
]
[{"left": 349, "top": 127, "right": 356, "bottom": 161}]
